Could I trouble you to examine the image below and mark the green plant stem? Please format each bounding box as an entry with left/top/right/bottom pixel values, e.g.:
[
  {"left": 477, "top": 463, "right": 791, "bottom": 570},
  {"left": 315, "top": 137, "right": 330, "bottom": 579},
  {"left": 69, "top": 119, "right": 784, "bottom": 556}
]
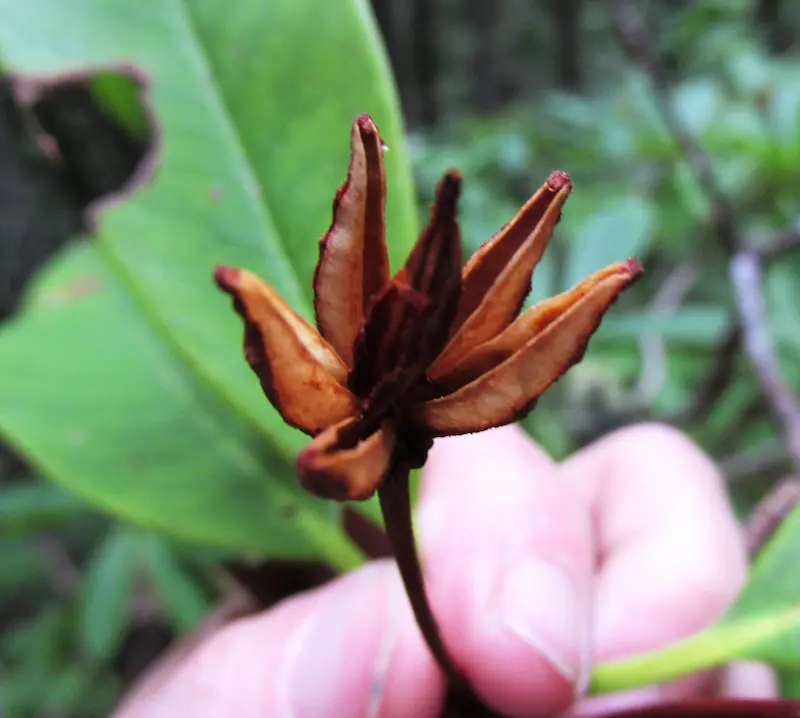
[
  {"left": 378, "top": 464, "right": 500, "bottom": 717},
  {"left": 590, "top": 606, "right": 800, "bottom": 694}
]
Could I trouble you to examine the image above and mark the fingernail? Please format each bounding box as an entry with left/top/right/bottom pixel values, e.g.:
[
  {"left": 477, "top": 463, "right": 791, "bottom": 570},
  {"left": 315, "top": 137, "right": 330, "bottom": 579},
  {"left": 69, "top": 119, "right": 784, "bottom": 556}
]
[{"left": 497, "top": 558, "right": 586, "bottom": 685}]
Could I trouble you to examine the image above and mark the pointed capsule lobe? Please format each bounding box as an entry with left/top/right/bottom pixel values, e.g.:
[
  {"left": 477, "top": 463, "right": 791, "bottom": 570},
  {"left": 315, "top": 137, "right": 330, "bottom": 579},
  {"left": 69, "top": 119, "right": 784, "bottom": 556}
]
[
  {"left": 414, "top": 260, "right": 643, "bottom": 435},
  {"left": 215, "top": 266, "right": 358, "bottom": 435},
  {"left": 429, "top": 172, "right": 572, "bottom": 380},
  {"left": 296, "top": 419, "right": 396, "bottom": 501},
  {"left": 434, "top": 262, "right": 630, "bottom": 392},
  {"left": 313, "top": 114, "right": 390, "bottom": 367}
]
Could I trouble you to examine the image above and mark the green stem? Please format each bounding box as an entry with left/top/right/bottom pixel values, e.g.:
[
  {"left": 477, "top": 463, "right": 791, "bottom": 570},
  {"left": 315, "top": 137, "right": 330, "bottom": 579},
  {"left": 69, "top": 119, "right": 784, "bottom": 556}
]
[{"left": 590, "top": 606, "right": 800, "bottom": 694}]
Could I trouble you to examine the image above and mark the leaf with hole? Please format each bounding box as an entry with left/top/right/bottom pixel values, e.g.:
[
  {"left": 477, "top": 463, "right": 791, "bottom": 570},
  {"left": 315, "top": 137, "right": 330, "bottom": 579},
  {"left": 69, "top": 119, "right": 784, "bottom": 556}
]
[{"left": 0, "top": 0, "right": 415, "bottom": 563}]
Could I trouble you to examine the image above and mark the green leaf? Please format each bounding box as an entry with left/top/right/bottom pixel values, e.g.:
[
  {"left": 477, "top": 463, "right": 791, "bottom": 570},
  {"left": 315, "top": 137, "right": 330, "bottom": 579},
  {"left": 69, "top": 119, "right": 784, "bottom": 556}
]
[
  {"left": 78, "top": 528, "right": 139, "bottom": 662},
  {"left": 778, "top": 668, "right": 800, "bottom": 699},
  {"left": 719, "top": 503, "right": 800, "bottom": 666},
  {"left": 672, "top": 161, "right": 712, "bottom": 221},
  {"left": 0, "top": 482, "right": 89, "bottom": 538},
  {"left": 0, "top": 0, "right": 412, "bottom": 563},
  {"left": 590, "top": 502, "right": 800, "bottom": 693},
  {"left": 769, "top": 69, "right": 800, "bottom": 146},
  {"left": 140, "top": 533, "right": 211, "bottom": 633},
  {"left": 598, "top": 307, "right": 732, "bottom": 345},
  {"left": 0, "top": 243, "right": 362, "bottom": 569},
  {"left": 0, "top": 0, "right": 416, "bottom": 449},
  {"left": 672, "top": 77, "right": 723, "bottom": 136},
  {"left": 767, "top": 261, "right": 800, "bottom": 349},
  {"left": 90, "top": 72, "right": 151, "bottom": 140},
  {"left": 1, "top": 603, "right": 70, "bottom": 666},
  {"left": 563, "top": 195, "right": 654, "bottom": 289},
  {"left": 0, "top": 539, "right": 50, "bottom": 595}
]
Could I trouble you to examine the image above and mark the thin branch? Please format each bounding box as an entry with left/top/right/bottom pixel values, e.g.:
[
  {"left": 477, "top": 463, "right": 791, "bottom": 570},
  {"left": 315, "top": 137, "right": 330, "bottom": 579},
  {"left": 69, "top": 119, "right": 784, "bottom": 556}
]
[
  {"left": 634, "top": 262, "right": 698, "bottom": 405},
  {"left": 730, "top": 251, "right": 800, "bottom": 473},
  {"left": 719, "top": 438, "right": 787, "bottom": 483},
  {"left": 757, "top": 219, "right": 800, "bottom": 263},
  {"left": 35, "top": 534, "right": 81, "bottom": 597},
  {"left": 679, "top": 326, "right": 741, "bottom": 425},
  {"left": 606, "top": 0, "right": 737, "bottom": 253},
  {"left": 745, "top": 477, "right": 800, "bottom": 559},
  {"left": 674, "top": 221, "right": 799, "bottom": 426},
  {"left": 608, "top": 0, "right": 800, "bottom": 474}
]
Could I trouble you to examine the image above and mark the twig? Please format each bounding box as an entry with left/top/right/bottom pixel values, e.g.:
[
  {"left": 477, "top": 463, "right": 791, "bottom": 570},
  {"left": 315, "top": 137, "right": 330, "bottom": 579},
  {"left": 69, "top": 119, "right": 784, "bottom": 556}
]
[
  {"left": 634, "top": 263, "right": 698, "bottom": 405},
  {"left": 757, "top": 219, "right": 800, "bottom": 263},
  {"left": 606, "top": 0, "right": 736, "bottom": 253},
  {"left": 745, "top": 477, "right": 800, "bottom": 559},
  {"left": 35, "top": 534, "right": 81, "bottom": 596},
  {"left": 674, "top": 222, "right": 799, "bottom": 426},
  {"left": 719, "top": 438, "right": 787, "bottom": 483},
  {"left": 678, "top": 326, "right": 740, "bottom": 425},
  {"left": 608, "top": 0, "right": 800, "bottom": 475},
  {"left": 730, "top": 251, "right": 800, "bottom": 474}
]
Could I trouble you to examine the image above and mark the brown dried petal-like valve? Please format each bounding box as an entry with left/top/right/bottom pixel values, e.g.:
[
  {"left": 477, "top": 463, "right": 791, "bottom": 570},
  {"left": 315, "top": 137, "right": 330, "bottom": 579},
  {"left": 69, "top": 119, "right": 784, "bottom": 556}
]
[{"left": 215, "top": 113, "right": 643, "bottom": 501}]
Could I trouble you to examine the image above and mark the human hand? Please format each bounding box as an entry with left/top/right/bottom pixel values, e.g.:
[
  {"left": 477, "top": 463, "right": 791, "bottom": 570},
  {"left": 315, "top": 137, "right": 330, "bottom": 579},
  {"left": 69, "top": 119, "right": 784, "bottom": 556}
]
[{"left": 115, "top": 423, "right": 774, "bottom": 718}]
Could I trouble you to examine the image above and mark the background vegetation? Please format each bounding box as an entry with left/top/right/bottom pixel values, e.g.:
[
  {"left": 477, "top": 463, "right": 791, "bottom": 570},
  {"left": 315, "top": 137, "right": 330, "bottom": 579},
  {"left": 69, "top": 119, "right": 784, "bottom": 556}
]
[{"left": 1, "top": 0, "right": 799, "bottom": 715}]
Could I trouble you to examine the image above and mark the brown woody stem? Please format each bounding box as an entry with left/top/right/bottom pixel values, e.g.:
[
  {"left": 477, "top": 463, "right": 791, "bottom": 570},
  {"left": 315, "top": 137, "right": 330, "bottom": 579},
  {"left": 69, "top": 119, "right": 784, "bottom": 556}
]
[
  {"left": 745, "top": 478, "right": 800, "bottom": 560},
  {"left": 378, "top": 464, "right": 462, "bottom": 682},
  {"left": 378, "top": 463, "right": 501, "bottom": 717}
]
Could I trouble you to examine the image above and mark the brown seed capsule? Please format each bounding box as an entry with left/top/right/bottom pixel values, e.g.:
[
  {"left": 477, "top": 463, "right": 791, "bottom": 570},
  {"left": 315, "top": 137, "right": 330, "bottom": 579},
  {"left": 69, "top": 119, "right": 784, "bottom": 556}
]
[{"left": 215, "top": 114, "right": 643, "bottom": 501}]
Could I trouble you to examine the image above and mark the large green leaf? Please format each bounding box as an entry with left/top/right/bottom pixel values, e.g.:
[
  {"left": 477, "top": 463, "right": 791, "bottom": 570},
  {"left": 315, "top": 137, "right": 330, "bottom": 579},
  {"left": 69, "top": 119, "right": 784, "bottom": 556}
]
[
  {"left": 0, "top": 243, "right": 362, "bottom": 570},
  {"left": 0, "top": 0, "right": 415, "bottom": 562},
  {"left": 590, "top": 502, "right": 800, "bottom": 693},
  {"left": 0, "top": 0, "right": 417, "bottom": 452}
]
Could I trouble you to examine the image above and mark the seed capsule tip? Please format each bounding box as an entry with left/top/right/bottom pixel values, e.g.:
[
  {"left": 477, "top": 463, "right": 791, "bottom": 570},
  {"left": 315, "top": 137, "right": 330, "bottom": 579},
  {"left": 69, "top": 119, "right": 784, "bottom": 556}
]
[
  {"left": 623, "top": 258, "right": 645, "bottom": 278},
  {"left": 355, "top": 113, "right": 378, "bottom": 134},
  {"left": 213, "top": 265, "right": 240, "bottom": 290},
  {"left": 436, "top": 169, "right": 463, "bottom": 204},
  {"left": 546, "top": 170, "right": 572, "bottom": 192}
]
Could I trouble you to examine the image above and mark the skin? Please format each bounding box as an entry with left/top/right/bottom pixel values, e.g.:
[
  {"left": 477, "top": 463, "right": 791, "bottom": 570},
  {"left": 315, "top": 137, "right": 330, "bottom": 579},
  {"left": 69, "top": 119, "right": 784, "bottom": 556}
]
[{"left": 115, "top": 423, "right": 775, "bottom": 718}]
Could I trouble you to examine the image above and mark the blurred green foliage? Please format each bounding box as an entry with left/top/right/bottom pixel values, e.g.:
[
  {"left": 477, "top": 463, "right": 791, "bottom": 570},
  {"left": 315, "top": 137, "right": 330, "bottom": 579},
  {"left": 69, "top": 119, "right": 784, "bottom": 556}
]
[
  {"left": 0, "top": 0, "right": 799, "bottom": 715},
  {"left": 409, "top": 5, "right": 800, "bottom": 475}
]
